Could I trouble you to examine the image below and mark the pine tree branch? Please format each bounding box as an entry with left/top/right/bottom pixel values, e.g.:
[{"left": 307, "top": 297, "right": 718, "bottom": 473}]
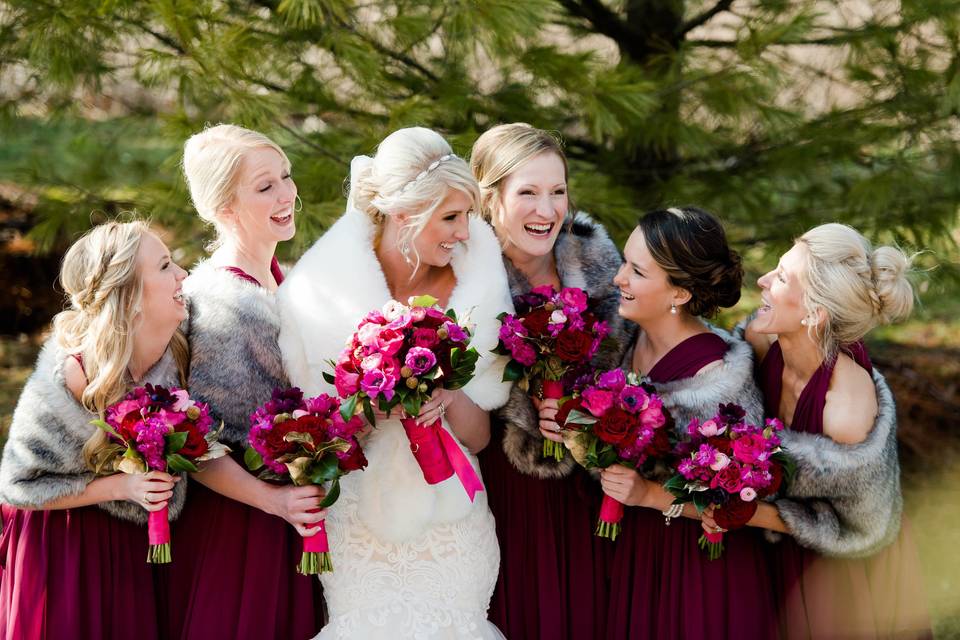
[
  {"left": 677, "top": 0, "right": 734, "bottom": 37},
  {"left": 277, "top": 122, "right": 348, "bottom": 166},
  {"left": 118, "top": 18, "right": 186, "bottom": 55},
  {"left": 556, "top": 0, "right": 647, "bottom": 61}
]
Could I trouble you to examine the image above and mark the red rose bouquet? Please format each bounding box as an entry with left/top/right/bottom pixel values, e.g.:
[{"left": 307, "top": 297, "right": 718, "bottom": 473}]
[
  {"left": 557, "top": 368, "right": 672, "bottom": 540},
  {"left": 664, "top": 403, "right": 792, "bottom": 559},
  {"left": 93, "top": 384, "right": 229, "bottom": 563},
  {"left": 323, "top": 295, "right": 483, "bottom": 500},
  {"left": 245, "top": 387, "right": 367, "bottom": 574},
  {"left": 494, "top": 285, "right": 610, "bottom": 461}
]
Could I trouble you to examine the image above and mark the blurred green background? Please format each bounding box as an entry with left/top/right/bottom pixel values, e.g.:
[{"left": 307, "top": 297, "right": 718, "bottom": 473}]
[{"left": 1, "top": 0, "right": 958, "bottom": 635}]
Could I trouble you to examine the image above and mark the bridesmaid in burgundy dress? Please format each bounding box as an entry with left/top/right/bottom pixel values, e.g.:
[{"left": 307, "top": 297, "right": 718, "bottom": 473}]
[
  {"left": 601, "top": 207, "right": 777, "bottom": 639},
  {"left": 165, "top": 124, "right": 325, "bottom": 639},
  {"left": 471, "top": 123, "right": 630, "bottom": 639},
  {"left": 0, "top": 221, "right": 188, "bottom": 639},
  {"left": 722, "top": 222, "right": 932, "bottom": 638}
]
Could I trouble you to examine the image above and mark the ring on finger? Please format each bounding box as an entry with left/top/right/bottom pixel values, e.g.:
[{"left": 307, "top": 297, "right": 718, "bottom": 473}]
[
  {"left": 143, "top": 492, "right": 151, "bottom": 504},
  {"left": 438, "top": 402, "right": 446, "bottom": 417}
]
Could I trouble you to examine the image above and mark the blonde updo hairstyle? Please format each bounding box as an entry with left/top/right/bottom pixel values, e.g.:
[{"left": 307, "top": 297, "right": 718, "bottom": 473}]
[
  {"left": 470, "top": 123, "right": 571, "bottom": 231},
  {"left": 796, "top": 223, "right": 914, "bottom": 358},
  {"left": 182, "top": 124, "right": 291, "bottom": 248},
  {"left": 52, "top": 220, "right": 189, "bottom": 469},
  {"left": 348, "top": 127, "right": 479, "bottom": 270}
]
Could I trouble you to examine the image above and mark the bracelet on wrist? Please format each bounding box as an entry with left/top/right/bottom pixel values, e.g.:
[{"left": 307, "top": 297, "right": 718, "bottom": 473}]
[{"left": 661, "top": 503, "right": 683, "bottom": 526}]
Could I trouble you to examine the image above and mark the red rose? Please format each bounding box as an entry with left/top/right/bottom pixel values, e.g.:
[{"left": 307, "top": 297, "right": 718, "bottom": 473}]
[
  {"left": 707, "top": 435, "right": 733, "bottom": 456},
  {"left": 710, "top": 463, "right": 744, "bottom": 494},
  {"left": 521, "top": 308, "right": 552, "bottom": 337},
  {"left": 117, "top": 409, "right": 142, "bottom": 441},
  {"left": 290, "top": 415, "right": 329, "bottom": 450},
  {"left": 554, "top": 397, "right": 585, "bottom": 430},
  {"left": 766, "top": 462, "right": 784, "bottom": 496},
  {"left": 647, "top": 427, "right": 672, "bottom": 457},
  {"left": 175, "top": 421, "right": 209, "bottom": 458},
  {"left": 555, "top": 329, "right": 593, "bottom": 363},
  {"left": 714, "top": 496, "right": 759, "bottom": 530},
  {"left": 337, "top": 441, "right": 368, "bottom": 472},
  {"left": 594, "top": 407, "right": 635, "bottom": 446},
  {"left": 264, "top": 421, "right": 298, "bottom": 459}
]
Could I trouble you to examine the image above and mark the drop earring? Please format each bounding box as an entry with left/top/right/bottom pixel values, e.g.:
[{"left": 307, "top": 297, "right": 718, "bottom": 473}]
[
  {"left": 670, "top": 303, "right": 678, "bottom": 315},
  {"left": 294, "top": 195, "right": 303, "bottom": 212}
]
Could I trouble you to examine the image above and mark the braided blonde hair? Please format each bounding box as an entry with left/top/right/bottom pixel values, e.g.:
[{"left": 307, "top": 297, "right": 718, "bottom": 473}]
[
  {"left": 52, "top": 221, "right": 188, "bottom": 468},
  {"left": 797, "top": 223, "right": 914, "bottom": 358}
]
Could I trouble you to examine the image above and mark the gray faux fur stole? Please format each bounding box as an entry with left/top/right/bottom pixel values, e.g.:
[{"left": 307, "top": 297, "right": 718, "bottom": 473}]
[
  {"left": 0, "top": 339, "right": 187, "bottom": 524},
  {"left": 500, "top": 211, "right": 633, "bottom": 479},
  {"left": 182, "top": 259, "right": 288, "bottom": 447},
  {"left": 772, "top": 369, "right": 903, "bottom": 558}
]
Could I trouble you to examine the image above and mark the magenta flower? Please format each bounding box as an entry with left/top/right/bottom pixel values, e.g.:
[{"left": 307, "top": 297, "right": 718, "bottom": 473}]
[
  {"left": 405, "top": 347, "right": 438, "bottom": 375},
  {"left": 135, "top": 416, "right": 170, "bottom": 470},
  {"left": 694, "top": 443, "right": 718, "bottom": 467},
  {"left": 618, "top": 386, "right": 647, "bottom": 412},
  {"left": 597, "top": 368, "right": 626, "bottom": 392},
  {"left": 443, "top": 321, "right": 469, "bottom": 344},
  {"left": 530, "top": 285, "right": 556, "bottom": 299},
  {"left": 509, "top": 341, "right": 537, "bottom": 367},
  {"left": 361, "top": 369, "right": 396, "bottom": 402},
  {"left": 304, "top": 394, "right": 336, "bottom": 416},
  {"left": 560, "top": 287, "right": 588, "bottom": 312},
  {"left": 334, "top": 365, "right": 361, "bottom": 396},
  {"left": 638, "top": 397, "right": 666, "bottom": 430},
  {"left": 376, "top": 328, "right": 405, "bottom": 356},
  {"left": 732, "top": 433, "right": 766, "bottom": 464}
]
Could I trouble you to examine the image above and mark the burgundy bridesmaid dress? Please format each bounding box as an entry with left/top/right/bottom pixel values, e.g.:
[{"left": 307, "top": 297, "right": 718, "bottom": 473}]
[
  {"left": 759, "top": 341, "right": 932, "bottom": 640},
  {"left": 607, "top": 332, "right": 778, "bottom": 640},
  {"left": 481, "top": 428, "right": 612, "bottom": 639},
  {"left": 164, "top": 259, "right": 324, "bottom": 640}
]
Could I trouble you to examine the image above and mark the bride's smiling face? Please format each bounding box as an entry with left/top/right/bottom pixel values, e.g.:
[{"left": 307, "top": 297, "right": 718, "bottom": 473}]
[{"left": 404, "top": 189, "right": 472, "bottom": 268}]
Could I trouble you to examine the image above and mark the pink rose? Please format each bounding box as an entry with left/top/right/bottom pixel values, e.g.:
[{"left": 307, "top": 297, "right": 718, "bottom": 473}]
[
  {"left": 698, "top": 418, "right": 724, "bottom": 437},
  {"left": 710, "top": 452, "right": 731, "bottom": 471},
  {"left": 376, "top": 328, "right": 405, "bottom": 356},
  {"left": 559, "top": 287, "right": 588, "bottom": 312},
  {"left": 739, "top": 487, "right": 757, "bottom": 502},
  {"left": 582, "top": 387, "right": 615, "bottom": 417},
  {"left": 597, "top": 368, "right": 627, "bottom": 392},
  {"left": 360, "top": 352, "right": 384, "bottom": 372},
  {"left": 357, "top": 322, "right": 382, "bottom": 347},
  {"left": 412, "top": 327, "right": 439, "bottom": 348},
  {"left": 334, "top": 364, "right": 361, "bottom": 396}
]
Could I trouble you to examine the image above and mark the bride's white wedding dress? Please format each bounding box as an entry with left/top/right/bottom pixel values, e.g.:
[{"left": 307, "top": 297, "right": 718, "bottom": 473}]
[{"left": 277, "top": 207, "right": 513, "bottom": 639}]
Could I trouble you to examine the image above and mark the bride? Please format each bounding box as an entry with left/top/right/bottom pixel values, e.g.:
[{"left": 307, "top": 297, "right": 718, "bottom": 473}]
[{"left": 277, "top": 127, "right": 512, "bottom": 639}]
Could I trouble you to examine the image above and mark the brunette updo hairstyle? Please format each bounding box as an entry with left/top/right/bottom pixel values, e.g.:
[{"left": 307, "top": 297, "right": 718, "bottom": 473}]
[{"left": 638, "top": 206, "right": 743, "bottom": 317}]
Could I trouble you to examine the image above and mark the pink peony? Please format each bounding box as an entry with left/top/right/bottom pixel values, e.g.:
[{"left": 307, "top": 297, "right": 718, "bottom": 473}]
[
  {"left": 597, "top": 368, "right": 627, "bottom": 392},
  {"left": 376, "top": 328, "right": 405, "bottom": 356},
  {"left": 334, "top": 364, "right": 361, "bottom": 396},
  {"left": 360, "top": 352, "right": 384, "bottom": 372},
  {"left": 356, "top": 322, "right": 382, "bottom": 347}
]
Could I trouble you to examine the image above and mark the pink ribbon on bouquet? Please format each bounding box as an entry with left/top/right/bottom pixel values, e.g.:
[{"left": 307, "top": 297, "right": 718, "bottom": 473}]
[
  {"left": 401, "top": 417, "right": 485, "bottom": 502},
  {"left": 148, "top": 506, "right": 170, "bottom": 546},
  {"left": 303, "top": 517, "right": 330, "bottom": 553}
]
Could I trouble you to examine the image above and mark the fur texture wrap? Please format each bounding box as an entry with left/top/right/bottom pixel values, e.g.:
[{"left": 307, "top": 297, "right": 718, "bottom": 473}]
[
  {"left": 277, "top": 208, "right": 513, "bottom": 542},
  {"left": 0, "top": 339, "right": 187, "bottom": 524},
  {"left": 772, "top": 369, "right": 903, "bottom": 558},
  {"left": 182, "top": 259, "right": 288, "bottom": 447},
  {"left": 499, "top": 211, "right": 633, "bottom": 479}
]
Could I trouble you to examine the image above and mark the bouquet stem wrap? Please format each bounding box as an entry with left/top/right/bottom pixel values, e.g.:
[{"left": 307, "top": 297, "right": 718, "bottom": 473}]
[
  {"left": 541, "top": 379, "right": 566, "bottom": 462},
  {"left": 401, "top": 417, "right": 484, "bottom": 501},
  {"left": 699, "top": 530, "right": 724, "bottom": 561},
  {"left": 147, "top": 505, "right": 171, "bottom": 564},
  {"left": 299, "top": 514, "right": 333, "bottom": 575},
  {"left": 596, "top": 494, "right": 624, "bottom": 541}
]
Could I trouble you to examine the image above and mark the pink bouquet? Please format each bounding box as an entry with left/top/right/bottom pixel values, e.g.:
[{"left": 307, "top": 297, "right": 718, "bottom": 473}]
[
  {"left": 93, "top": 384, "right": 229, "bottom": 563},
  {"left": 245, "top": 387, "right": 367, "bottom": 574},
  {"left": 665, "top": 404, "right": 792, "bottom": 559},
  {"left": 556, "top": 369, "right": 672, "bottom": 540},
  {"left": 324, "top": 295, "right": 483, "bottom": 500},
  {"left": 494, "top": 285, "right": 609, "bottom": 461}
]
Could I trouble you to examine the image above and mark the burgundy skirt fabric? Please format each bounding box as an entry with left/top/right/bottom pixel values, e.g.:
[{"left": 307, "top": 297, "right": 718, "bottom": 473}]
[
  {"left": 480, "top": 418, "right": 611, "bottom": 640},
  {"left": 0, "top": 504, "right": 160, "bottom": 640},
  {"left": 771, "top": 517, "right": 932, "bottom": 640},
  {"left": 164, "top": 481, "right": 324, "bottom": 640}
]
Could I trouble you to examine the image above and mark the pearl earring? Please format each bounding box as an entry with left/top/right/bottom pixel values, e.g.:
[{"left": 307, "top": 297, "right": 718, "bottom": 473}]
[
  {"left": 800, "top": 318, "right": 807, "bottom": 326},
  {"left": 670, "top": 303, "right": 678, "bottom": 315}
]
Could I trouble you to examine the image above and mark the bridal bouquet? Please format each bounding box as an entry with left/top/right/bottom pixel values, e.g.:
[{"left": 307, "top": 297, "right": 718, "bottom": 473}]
[
  {"left": 92, "top": 384, "right": 229, "bottom": 563},
  {"left": 324, "top": 295, "right": 483, "bottom": 500},
  {"left": 494, "top": 285, "right": 609, "bottom": 461},
  {"left": 556, "top": 369, "right": 672, "bottom": 540},
  {"left": 664, "top": 404, "right": 791, "bottom": 559},
  {"left": 245, "top": 387, "right": 367, "bottom": 574}
]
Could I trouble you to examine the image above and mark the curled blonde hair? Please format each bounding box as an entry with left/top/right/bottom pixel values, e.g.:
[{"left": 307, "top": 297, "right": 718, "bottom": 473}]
[
  {"left": 470, "top": 122, "right": 571, "bottom": 230},
  {"left": 182, "top": 124, "right": 291, "bottom": 248},
  {"left": 797, "top": 223, "right": 914, "bottom": 357},
  {"left": 348, "top": 127, "right": 479, "bottom": 272},
  {"left": 52, "top": 221, "right": 188, "bottom": 469}
]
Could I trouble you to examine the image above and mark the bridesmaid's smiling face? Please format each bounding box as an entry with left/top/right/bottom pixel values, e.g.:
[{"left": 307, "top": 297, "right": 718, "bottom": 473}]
[
  {"left": 613, "top": 227, "right": 690, "bottom": 324},
  {"left": 495, "top": 151, "right": 568, "bottom": 261},
  {"left": 753, "top": 243, "right": 811, "bottom": 335},
  {"left": 136, "top": 232, "right": 188, "bottom": 330},
  {"left": 221, "top": 147, "right": 298, "bottom": 246}
]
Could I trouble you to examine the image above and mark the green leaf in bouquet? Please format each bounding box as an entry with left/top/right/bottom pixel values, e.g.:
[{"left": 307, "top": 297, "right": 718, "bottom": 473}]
[
  {"left": 90, "top": 418, "right": 121, "bottom": 441},
  {"left": 692, "top": 491, "right": 713, "bottom": 514},
  {"left": 596, "top": 444, "right": 618, "bottom": 468},
  {"left": 362, "top": 397, "right": 376, "bottom": 427},
  {"left": 244, "top": 446, "right": 264, "bottom": 471},
  {"left": 450, "top": 347, "right": 462, "bottom": 368},
  {"left": 561, "top": 430, "right": 589, "bottom": 467},
  {"left": 502, "top": 359, "right": 525, "bottom": 382},
  {"left": 322, "top": 371, "right": 335, "bottom": 385},
  {"left": 118, "top": 446, "right": 148, "bottom": 474},
  {"left": 283, "top": 431, "right": 316, "bottom": 447},
  {"left": 663, "top": 474, "right": 689, "bottom": 499},
  {"left": 775, "top": 449, "right": 796, "bottom": 487},
  {"left": 409, "top": 294, "right": 438, "bottom": 308},
  {"left": 444, "top": 308, "right": 457, "bottom": 320},
  {"left": 378, "top": 396, "right": 394, "bottom": 417},
  {"left": 563, "top": 409, "right": 598, "bottom": 426},
  {"left": 309, "top": 454, "right": 341, "bottom": 483},
  {"left": 166, "top": 430, "right": 189, "bottom": 454},
  {"left": 340, "top": 394, "right": 358, "bottom": 422},
  {"left": 166, "top": 453, "right": 199, "bottom": 473},
  {"left": 543, "top": 356, "right": 566, "bottom": 380},
  {"left": 319, "top": 476, "right": 341, "bottom": 508},
  {"left": 91, "top": 443, "right": 126, "bottom": 475},
  {"left": 402, "top": 392, "right": 422, "bottom": 419},
  {"left": 314, "top": 438, "right": 351, "bottom": 456}
]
